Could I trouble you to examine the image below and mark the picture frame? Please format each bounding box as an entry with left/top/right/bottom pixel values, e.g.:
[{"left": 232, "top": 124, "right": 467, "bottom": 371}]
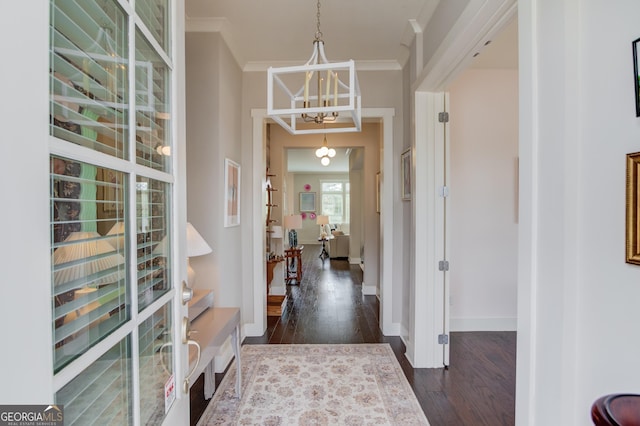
[
  {"left": 97, "top": 168, "right": 123, "bottom": 215},
  {"left": 224, "top": 158, "right": 240, "bottom": 227},
  {"left": 633, "top": 38, "right": 640, "bottom": 117},
  {"left": 626, "top": 152, "right": 640, "bottom": 265},
  {"left": 299, "top": 192, "right": 316, "bottom": 212},
  {"left": 401, "top": 148, "right": 412, "bottom": 201}
]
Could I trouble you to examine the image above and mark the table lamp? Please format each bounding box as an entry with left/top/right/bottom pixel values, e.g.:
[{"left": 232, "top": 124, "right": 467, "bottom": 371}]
[
  {"left": 283, "top": 214, "right": 302, "bottom": 248},
  {"left": 316, "top": 215, "right": 329, "bottom": 238},
  {"left": 53, "top": 231, "right": 126, "bottom": 324},
  {"left": 186, "top": 222, "right": 213, "bottom": 287},
  {"left": 105, "top": 221, "right": 125, "bottom": 251},
  {"left": 53, "top": 231, "right": 125, "bottom": 287}
]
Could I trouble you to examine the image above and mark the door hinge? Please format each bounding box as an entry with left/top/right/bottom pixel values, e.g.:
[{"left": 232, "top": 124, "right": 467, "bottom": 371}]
[
  {"left": 438, "top": 112, "right": 449, "bottom": 123},
  {"left": 439, "top": 186, "right": 449, "bottom": 197},
  {"left": 438, "top": 334, "right": 449, "bottom": 344},
  {"left": 438, "top": 260, "right": 449, "bottom": 271}
]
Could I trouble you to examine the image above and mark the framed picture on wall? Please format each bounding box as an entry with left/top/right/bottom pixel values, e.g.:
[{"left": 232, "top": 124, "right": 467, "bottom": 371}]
[
  {"left": 299, "top": 192, "right": 316, "bottom": 212},
  {"left": 633, "top": 37, "right": 640, "bottom": 117},
  {"left": 626, "top": 152, "right": 640, "bottom": 265},
  {"left": 401, "top": 148, "right": 412, "bottom": 201},
  {"left": 224, "top": 158, "right": 240, "bottom": 227}
]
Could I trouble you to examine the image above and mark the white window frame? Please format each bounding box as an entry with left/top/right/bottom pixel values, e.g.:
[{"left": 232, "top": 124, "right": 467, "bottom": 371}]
[{"left": 320, "top": 178, "right": 350, "bottom": 226}]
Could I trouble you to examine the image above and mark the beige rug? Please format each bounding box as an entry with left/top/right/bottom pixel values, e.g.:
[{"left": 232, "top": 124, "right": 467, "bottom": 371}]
[{"left": 197, "top": 344, "right": 430, "bottom": 425}]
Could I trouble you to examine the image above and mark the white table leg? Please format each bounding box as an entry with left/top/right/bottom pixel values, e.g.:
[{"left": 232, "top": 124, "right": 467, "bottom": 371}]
[
  {"left": 231, "top": 324, "right": 241, "bottom": 398},
  {"left": 203, "top": 360, "right": 215, "bottom": 399}
]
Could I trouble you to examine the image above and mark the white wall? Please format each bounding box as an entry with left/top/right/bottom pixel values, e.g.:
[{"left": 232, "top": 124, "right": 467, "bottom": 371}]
[
  {"left": 0, "top": 1, "right": 53, "bottom": 403},
  {"left": 448, "top": 69, "right": 518, "bottom": 331},
  {"left": 186, "top": 33, "right": 243, "bottom": 310},
  {"left": 518, "top": 0, "right": 640, "bottom": 424}
]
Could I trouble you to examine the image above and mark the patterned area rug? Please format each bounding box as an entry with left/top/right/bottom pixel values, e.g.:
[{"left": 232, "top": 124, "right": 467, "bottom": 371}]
[{"left": 197, "top": 344, "right": 430, "bottom": 425}]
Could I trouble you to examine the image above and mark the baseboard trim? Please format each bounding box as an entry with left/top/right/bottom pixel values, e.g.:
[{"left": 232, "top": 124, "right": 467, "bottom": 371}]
[
  {"left": 384, "top": 322, "right": 402, "bottom": 336},
  {"left": 404, "top": 340, "right": 417, "bottom": 367},
  {"left": 361, "top": 284, "right": 377, "bottom": 296},
  {"left": 349, "top": 257, "right": 361, "bottom": 265},
  {"left": 243, "top": 322, "right": 265, "bottom": 337},
  {"left": 269, "top": 285, "right": 286, "bottom": 296},
  {"left": 450, "top": 317, "right": 517, "bottom": 331}
]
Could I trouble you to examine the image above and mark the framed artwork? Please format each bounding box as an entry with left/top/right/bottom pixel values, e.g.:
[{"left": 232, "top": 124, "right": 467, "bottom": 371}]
[
  {"left": 299, "top": 192, "right": 316, "bottom": 212},
  {"left": 401, "top": 148, "right": 412, "bottom": 201},
  {"left": 97, "top": 168, "right": 123, "bottom": 215},
  {"left": 224, "top": 158, "right": 240, "bottom": 227},
  {"left": 626, "top": 152, "right": 640, "bottom": 265},
  {"left": 634, "top": 38, "right": 640, "bottom": 117}
]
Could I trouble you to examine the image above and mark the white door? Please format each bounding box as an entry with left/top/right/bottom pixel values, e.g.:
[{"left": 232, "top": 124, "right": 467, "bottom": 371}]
[
  {"left": 48, "top": 0, "right": 190, "bottom": 424},
  {"left": 438, "top": 94, "right": 451, "bottom": 367},
  {"left": 409, "top": 92, "right": 449, "bottom": 368}
]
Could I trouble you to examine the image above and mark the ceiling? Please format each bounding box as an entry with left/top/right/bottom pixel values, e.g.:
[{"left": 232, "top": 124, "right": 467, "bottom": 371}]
[
  {"left": 287, "top": 148, "right": 350, "bottom": 173},
  {"left": 185, "top": 0, "right": 436, "bottom": 69},
  {"left": 185, "top": 0, "right": 518, "bottom": 171}
]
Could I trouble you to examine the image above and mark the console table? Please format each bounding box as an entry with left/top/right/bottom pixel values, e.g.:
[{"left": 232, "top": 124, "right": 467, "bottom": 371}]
[
  {"left": 189, "top": 307, "right": 241, "bottom": 399},
  {"left": 284, "top": 246, "right": 304, "bottom": 284}
]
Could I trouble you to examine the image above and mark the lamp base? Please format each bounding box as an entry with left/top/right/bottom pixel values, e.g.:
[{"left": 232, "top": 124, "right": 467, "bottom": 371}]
[
  {"left": 288, "top": 230, "right": 298, "bottom": 248},
  {"left": 187, "top": 258, "right": 196, "bottom": 288}
]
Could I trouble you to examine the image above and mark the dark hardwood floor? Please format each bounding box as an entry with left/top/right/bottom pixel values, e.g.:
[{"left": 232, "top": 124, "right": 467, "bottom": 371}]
[{"left": 191, "top": 244, "right": 516, "bottom": 425}]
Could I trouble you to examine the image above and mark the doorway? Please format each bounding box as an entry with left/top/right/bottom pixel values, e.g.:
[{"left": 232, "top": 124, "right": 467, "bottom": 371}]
[
  {"left": 247, "top": 109, "right": 396, "bottom": 337},
  {"left": 444, "top": 17, "right": 519, "bottom": 337}
]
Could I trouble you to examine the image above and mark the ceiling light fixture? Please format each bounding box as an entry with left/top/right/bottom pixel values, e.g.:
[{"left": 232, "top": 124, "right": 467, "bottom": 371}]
[
  {"left": 315, "top": 134, "right": 336, "bottom": 166},
  {"left": 267, "top": 0, "right": 361, "bottom": 135}
]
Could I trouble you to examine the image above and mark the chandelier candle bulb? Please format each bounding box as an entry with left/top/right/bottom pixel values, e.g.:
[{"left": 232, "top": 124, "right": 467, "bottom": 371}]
[
  {"left": 326, "top": 70, "right": 331, "bottom": 101},
  {"left": 304, "top": 71, "right": 311, "bottom": 103}
]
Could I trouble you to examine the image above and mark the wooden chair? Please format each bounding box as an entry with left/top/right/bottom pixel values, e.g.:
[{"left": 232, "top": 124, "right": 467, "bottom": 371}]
[{"left": 592, "top": 394, "right": 640, "bottom": 425}]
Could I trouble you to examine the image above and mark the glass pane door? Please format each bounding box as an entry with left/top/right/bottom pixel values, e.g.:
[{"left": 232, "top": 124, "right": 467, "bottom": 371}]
[{"left": 49, "top": 0, "right": 178, "bottom": 424}]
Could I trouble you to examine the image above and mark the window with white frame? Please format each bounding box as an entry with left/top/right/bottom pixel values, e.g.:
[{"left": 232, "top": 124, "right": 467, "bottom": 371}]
[
  {"left": 320, "top": 179, "right": 350, "bottom": 226},
  {"left": 49, "top": 0, "right": 175, "bottom": 423}
]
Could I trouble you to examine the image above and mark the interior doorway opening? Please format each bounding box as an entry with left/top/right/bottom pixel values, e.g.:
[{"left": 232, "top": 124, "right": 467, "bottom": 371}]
[{"left": 248, "top": 110, "right": 396, "bottom": 338}]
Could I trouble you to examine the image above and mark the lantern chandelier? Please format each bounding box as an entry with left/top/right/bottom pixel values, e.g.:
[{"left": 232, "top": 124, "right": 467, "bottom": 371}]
[
  {"left": 267, "top": 0, "right": 361, "bottom": 135},
  {"left": 316, "top": 134, "right": 336, "bottom": 166}
]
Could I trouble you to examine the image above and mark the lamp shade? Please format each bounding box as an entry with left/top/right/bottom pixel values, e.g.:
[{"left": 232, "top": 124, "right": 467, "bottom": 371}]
[
  {"left": 53, "top": 231, "right": 125, "bottom": 286},
  {"left": 151, "top": 235, "right": 168, "bottom": 256},
  {"left": 271, "top": 225, "right": 283, "bottom": 239},
  {"left": 283, "top": 215, "right": 302, "bottom": 230},
  {"left": 186, "top": 222, "right": 212, "bottom": 257},
  {"left": 105, "top": 221, "right": 125, "bottom": 250},
  {"left": 316, "top": 215, "right": 329, "bottom": 226}
]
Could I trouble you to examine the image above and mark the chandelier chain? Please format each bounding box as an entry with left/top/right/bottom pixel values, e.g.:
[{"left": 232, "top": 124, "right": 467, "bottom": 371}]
[{"left": 315, "top": 0, "right": 323, "bottom": 41}]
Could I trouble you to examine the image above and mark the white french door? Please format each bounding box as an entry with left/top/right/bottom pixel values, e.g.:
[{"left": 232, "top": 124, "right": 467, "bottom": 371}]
[{"left": 48, "top": 0, "right": 189, "bottom": 424}]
